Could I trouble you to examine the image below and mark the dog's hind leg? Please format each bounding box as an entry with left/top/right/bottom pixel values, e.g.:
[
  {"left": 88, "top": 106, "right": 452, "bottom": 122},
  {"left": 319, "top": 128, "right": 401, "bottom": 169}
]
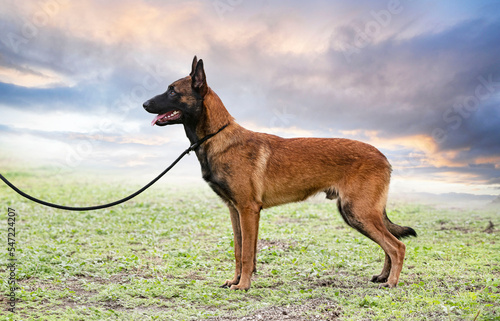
[
  {"left": 373, "top": 230, "right": 406, "bottom": 288},
  {"left": 221, "top": 204, "right": 242, "bottom": 288},
  {"left": 371, "top": 253, "right": 391, "bottom": 283},
  {"left": 371, "top": 209, "right": 416, "bottom": 283},
  {"left": 337, "top": 198, "right": 406, "bottom": 288}
]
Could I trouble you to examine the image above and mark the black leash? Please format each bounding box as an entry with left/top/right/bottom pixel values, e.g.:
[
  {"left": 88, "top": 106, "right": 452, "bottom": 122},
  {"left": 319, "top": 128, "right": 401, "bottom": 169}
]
[{"left": 0, "top": 124, "right": 229, "bottom": 211}]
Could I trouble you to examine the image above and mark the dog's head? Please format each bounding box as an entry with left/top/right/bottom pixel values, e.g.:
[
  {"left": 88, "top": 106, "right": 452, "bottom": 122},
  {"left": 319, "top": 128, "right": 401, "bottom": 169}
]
[{"left": 143, "top": 56, "right": 208, "bottom": 127}]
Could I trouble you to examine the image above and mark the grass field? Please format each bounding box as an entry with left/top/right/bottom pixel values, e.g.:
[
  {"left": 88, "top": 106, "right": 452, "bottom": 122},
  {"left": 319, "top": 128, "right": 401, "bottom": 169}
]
[{"left": 0, "top": 168, "right": 499, "bottom": 320}]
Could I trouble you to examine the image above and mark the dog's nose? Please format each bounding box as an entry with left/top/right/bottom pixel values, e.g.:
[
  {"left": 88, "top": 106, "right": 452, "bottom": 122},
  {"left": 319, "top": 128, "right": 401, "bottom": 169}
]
[{"left": 143, "top": 100, "right": 153, "bottom": 110}]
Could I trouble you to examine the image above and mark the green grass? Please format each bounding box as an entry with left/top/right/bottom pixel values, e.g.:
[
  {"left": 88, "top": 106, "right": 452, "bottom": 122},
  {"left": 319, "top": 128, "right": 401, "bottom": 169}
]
[{"left": 0, "top": 168, "right": 499, "bottom": 320}]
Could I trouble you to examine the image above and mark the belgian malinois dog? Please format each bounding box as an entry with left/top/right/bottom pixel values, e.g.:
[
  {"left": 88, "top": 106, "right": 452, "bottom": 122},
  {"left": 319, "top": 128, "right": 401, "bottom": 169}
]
[{"left": 143, "top": 56, "right": 416, "bottom": 290}]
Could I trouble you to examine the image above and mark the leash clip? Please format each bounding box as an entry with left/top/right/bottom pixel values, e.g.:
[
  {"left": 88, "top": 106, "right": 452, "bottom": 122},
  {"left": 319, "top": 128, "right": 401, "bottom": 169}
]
[{"left": 187, "top": 142, "right": 198, "bottom": 154}]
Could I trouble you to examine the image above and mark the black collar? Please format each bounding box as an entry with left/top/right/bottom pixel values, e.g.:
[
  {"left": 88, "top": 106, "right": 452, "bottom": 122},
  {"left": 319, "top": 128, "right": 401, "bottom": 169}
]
[{"left": 187, "top": 123, "right": 230, "bottom": 152}]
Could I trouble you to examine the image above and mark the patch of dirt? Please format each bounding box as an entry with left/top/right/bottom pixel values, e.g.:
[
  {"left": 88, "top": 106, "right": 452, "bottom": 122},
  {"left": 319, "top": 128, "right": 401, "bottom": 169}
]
[
  {"left": 20, "top": 276, "right": 96, "bottom": 293},
  {"left": 208, "top": 298, "right": 341, "bottom": 320},
  {"left": 16, "top": 274, "right": 145, "bottom": 313},
  {"left": 185, "top": 271, "right": 207, "bottom": 280},
  {"left": 257, "top": 239, "right": 295, "bottom": 251},
  {"left": 275, "top": 217, "right": 304, "bottom": 225},
  {"left": 438, "top": 227, "right": 471, "bottom": 233},
  {"left": 439, "top": 220, "right": 499, "bottom": 234},
  {"left": 437, "top": 221, "right": 471, "bottom": 233},
  {"left": 312, "top": 278, "right": 359, "bottom": 289},
  {"left": 0, "top": 294, "right": 15, "bottom": 311},
  {"left": 308, "top": 274, "right": 367, "bottom": 295}
]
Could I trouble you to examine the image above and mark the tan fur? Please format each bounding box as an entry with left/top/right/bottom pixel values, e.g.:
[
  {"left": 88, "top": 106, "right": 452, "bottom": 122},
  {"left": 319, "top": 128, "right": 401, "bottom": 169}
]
[
  {"left": 144, "top": 58, "right": 416, "bottom": 290},
  {"left": 195, "top": 89, "right": 411, "bottom": 290}
]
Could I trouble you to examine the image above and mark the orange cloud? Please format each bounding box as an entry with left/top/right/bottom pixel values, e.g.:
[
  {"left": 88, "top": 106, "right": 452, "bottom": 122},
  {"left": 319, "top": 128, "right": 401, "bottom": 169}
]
[
  {"left": 339, "top": 130, "right": 474, "bottom": 169},
  {"left": 0, "top": 66, "right": 74, "bottom": 88}
]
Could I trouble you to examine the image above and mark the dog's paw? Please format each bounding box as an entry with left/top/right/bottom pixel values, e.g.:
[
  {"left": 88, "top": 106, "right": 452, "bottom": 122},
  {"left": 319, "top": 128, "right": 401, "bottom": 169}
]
[
  {"left": 220, "top": 278, "right": 239, "bottom": 288},
  {"left": 220, "top": 280, "right": 233, "bottom": 288},
  {"left": 378, "top": 282, "right": 396, "bottom": 289},
  {"left": 370, "top": 274, "right": 388, "bottom": 283},
  {"left": 230, "top": 283, "right": 250, "bottom": 291}
]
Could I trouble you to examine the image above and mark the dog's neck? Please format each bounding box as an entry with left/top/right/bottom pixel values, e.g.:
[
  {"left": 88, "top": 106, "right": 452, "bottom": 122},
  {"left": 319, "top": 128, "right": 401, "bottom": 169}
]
[{"left": 184, "top": 87, "right": 234, "bottom": 145}]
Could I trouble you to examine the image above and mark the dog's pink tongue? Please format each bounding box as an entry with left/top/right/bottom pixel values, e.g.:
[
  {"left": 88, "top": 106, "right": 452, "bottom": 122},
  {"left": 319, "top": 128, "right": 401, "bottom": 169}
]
[{"left": 151, "top": 113, "right": 168, "bottom": 126}]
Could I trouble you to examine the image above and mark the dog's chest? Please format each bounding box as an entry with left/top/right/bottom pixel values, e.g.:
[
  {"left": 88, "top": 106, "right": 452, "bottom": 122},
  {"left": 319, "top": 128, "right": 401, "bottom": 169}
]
[{"left": 198, "top": 151, "right": 234, "bottom": 203}]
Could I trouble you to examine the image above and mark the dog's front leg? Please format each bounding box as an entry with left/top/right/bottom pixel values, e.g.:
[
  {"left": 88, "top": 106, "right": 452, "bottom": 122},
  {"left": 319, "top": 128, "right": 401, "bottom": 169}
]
[
  {"left": 230, "top": 202, "right": 261, "bottom": 291},
  {"left": 221, "top": 205, "right": 242, "bottom": 288}
]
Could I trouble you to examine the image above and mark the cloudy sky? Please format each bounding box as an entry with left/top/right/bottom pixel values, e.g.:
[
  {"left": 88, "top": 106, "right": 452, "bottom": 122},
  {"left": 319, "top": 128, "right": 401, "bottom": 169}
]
[{"left": 1, "top": 0, "right": 499, "bottom": 196}]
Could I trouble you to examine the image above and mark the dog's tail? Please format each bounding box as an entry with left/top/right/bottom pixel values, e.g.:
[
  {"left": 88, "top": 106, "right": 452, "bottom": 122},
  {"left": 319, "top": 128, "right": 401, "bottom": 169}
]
[{"left": 383, "top": 209, "right": 417, "bottom": 239}]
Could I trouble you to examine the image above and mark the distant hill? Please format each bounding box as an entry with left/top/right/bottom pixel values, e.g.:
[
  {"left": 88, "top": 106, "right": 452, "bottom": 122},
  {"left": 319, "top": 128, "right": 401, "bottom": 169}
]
[
  {"left": 415, "top": 192, "right": 494, "bottom": 202},
  {"left": 394, "top": 192, "right": 497, "bottom": 207},
  {"left": 439, "top": 192, "right": 496, "bottom": 202}
]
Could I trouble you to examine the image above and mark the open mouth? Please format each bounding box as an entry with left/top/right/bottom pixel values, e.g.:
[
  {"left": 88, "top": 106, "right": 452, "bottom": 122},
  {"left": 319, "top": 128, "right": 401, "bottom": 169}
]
[{"left": 151, "top": 110, "right": 182, "bottom": 126}]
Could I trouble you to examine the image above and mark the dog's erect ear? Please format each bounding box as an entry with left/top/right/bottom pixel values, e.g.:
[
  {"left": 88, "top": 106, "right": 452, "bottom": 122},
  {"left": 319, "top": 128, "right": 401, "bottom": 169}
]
[
  {"left": 192, "top": 59, "right": 208, "bottom": 96},
  {"left": 190, "top": 56, "right": 198, "bottom": 77}
]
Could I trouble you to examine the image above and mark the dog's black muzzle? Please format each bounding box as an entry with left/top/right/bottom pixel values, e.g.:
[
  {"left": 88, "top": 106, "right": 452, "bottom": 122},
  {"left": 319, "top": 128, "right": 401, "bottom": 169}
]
[{"left": 143, "top": 99, "right": 155, "bottom": 113}]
